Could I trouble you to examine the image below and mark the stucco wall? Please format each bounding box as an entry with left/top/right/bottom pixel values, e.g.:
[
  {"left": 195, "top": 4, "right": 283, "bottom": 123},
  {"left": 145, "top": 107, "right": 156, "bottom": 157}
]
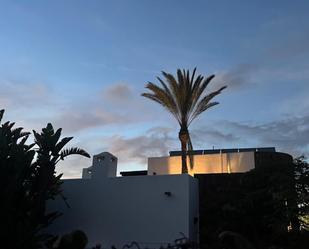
[
  {"left": 47, "top": 174, "right": 199, "bottom": 248},
  {"left": 147, "top": 152, "right": 255, "bottom": 176}
]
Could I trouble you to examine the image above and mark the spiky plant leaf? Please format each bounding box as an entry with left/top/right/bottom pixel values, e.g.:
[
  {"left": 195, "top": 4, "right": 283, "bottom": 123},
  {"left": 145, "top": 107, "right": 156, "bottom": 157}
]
[
  {"left": 25, "top": 143, "right": 36, "bottom": 151},
  {"left": 2, "top": 121, "right": 14, "bottom": 130},
  {"left": 42, "top": 123, "right": 54, "bottom": 136},
  {"left": 53, "top": 137, "right": 73, "bottom": 155},
  {"left": 0, "top": 109, "right": 4, "bottom": 122},
  {"left": 52, "top": 128, "right": 62, "bottom": 146},
  {"left": 60, "top": 147, "right": 90, "bottom": 160},
  {"left": 19, "top": 135, "right": 29, "bottom": 146},
  {"left": 33, "top": 130, "right": 42, "bottom": 147}
]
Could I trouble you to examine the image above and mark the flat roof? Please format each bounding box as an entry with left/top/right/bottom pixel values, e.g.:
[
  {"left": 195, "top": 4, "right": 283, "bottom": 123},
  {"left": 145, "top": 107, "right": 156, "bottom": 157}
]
[
  {"left": 169, "top": 147, "right": 276, "bottom": 156},
  {"left": 120, "top": 170, "right": 148, "bottom": 176}
]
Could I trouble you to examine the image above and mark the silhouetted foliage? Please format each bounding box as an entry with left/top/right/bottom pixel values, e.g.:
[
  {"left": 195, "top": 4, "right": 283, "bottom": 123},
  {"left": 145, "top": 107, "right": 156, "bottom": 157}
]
[
  {"left": 0, "top": 109, "right": 90, "bottom": 249},
  {"left": 142, "top": 68, "right": 226, "bottom": 173},
  {"left": 293, "top": 156, "right": 309, "bottom": 230},
  {"left": 197, "top": 156, "right": 309, "bottom": 249},
  {"left": 218, "top": 231, "right": 255, "bottom": 249},
  {"left": 55, "top": 230, "right": 88, "bottom": 249},
  {"left": 92, "top": 235, "right": 198, "bottom": 249}
]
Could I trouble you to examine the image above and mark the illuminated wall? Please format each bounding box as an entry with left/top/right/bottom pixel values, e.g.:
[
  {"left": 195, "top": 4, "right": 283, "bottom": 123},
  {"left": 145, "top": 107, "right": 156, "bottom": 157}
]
[{"left": 147, "top": 151, "right": 255, "bottom": 176}]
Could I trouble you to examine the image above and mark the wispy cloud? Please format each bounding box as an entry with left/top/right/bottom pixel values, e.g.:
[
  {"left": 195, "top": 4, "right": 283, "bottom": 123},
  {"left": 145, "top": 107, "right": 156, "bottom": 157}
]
[
  {"left": 53, "top": 109, "right": 130, "bottom": 133},
  {"left": 191, "top": 128, "right": 240, "bottom": 148},
  {"left": 213, "top": 64, "right": 259, "bottom": 91},
  {"left": 105, "top": 128, "right": 176, "bottom": 165},
  {"left": 56, "top": 126, "right": 177, "bottom": 178},
  {"left": 6, "top": 82, "right": 150, "bottom": 134},
  {"left": 193, "top": 115, "right": 309, "bottom": 157},
  {"left": 102, "top": 83, "right": 133, "bottom": 103},
  {"left": 0, "top": 80, "right": 50, "bottom": 108}
]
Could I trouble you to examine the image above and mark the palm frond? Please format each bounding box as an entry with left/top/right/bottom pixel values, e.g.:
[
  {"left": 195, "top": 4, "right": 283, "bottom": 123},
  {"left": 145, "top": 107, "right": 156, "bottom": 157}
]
[
  {"left": 190, "top": 86, "right": 227, "bottom": 124},
  {"left": 60, "top": 147, "right": 90, "bottom": 160},
  {"left": 190, "top": 74, "right": 214, "bottom": 110},
  {"left": 145, "top": 82, "right": 174, "bottom": 106},
  {"left": 156, "top": 77, "right": 179, "bottom": 114},
  {"left": 190, "top": 68, "right": 197, "bottom": 85},
  {"left": 161, "top": 71, "right": 182, "bottom": 107},
  {"left": 142, "top": 82, "right": 181, "bottom": 124},
  {"left": 0, "top": 109, "right": 4, "bottom": 123}
]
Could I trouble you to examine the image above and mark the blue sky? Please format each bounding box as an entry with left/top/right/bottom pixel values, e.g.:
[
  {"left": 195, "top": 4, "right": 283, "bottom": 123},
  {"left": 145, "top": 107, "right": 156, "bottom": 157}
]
[{"left": 1, "top": 0, "right": 309, "bottom": 177}]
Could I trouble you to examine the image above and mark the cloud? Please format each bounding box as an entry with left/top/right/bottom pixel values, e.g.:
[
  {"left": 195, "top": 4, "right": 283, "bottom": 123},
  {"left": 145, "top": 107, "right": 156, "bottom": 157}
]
[
  {"left": 277, "top": 88, "right": 309, "bottom": 116},
  {"left": 0, "top": 80, "right": 50, "bottom": 108},
  {"left": 106, "top": 135, "right": 170, "bottom": 164},
  {"left": 203, "top": 115, "right": 309, "bottom": 157},
  {"left": 212, "top": 64, "right": 259, "bottom": 91},
  {"left": 57, "top": 155, "right": 92, "bottom": 179},
  {"left": 190, "top": 128, "right": 240, "bottom": 148},
  {"left": 102, "top": 83, "right": 133, "bottom": 103},
  {"left": 53, "top": 109, "right": 130, "bottom": 133},
  {"left": 56, "top": 126, "right": 177, "bottom": 178},
  {"left": 147, "top": 126, "right": 174, "bottom": 137},
  {"left": 103, "top": 127, "right": 177, "bottom": 165},
  {"left": 7, "top": 82, "right": 147, "bottom": 134},
  {"left": 4, "top": 80, "right": 169, "bottom": 136},
  {"left": 56, "top": 115, "right": 309, "bottom": 178},
  {"left": 100, "top": 82, "right": 171, "bottom": 124}
]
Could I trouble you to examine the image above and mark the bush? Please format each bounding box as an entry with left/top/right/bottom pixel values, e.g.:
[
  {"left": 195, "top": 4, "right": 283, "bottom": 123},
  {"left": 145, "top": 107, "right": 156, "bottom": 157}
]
[{"left": 0, "top": 109, "right": 90, "bottom": 249}]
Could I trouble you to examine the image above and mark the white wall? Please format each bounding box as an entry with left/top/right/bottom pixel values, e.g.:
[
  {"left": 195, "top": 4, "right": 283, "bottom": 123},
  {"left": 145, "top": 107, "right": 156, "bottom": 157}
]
[
  {"left": 147, "top": 152, "right": 255, "bottom": 176},
  {"left": 47, "top": 174, "right": 199, "bottom": 248},
  {"left": 188, "top": 176, "right": 199, "bottom": 242}
]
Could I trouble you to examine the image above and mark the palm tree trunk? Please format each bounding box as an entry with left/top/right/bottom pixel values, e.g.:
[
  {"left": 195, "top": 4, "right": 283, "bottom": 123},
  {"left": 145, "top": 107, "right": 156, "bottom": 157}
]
[{"left": 179, "top": 129, "right": 189, "bottom": 174}]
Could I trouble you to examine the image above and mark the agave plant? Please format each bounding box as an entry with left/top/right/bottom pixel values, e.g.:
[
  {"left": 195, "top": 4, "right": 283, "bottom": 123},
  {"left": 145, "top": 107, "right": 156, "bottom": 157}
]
[{"left": 142, "top": 68, "right": 226, "bottom": 173}]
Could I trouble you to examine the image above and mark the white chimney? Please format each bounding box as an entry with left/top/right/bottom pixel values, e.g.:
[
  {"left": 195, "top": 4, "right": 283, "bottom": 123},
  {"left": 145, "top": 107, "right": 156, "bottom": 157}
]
[{"left": 91, "top": 152, "right": 117, "bottom": 179}]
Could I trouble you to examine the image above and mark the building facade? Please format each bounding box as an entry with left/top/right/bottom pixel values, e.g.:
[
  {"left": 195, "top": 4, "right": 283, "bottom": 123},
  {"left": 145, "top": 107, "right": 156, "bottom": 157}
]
[
  {"left": 48, "top": 147, "right": 292, "bottom": 248},
  {"left": 48, "top": 152, "right": 199, "bottom": 248}
]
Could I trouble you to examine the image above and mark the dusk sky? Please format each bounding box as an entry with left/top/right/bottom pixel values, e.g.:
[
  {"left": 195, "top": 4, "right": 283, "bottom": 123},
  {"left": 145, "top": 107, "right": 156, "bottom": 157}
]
[{"left": 1, "top": 0, "right": 308, "bottom": 178}]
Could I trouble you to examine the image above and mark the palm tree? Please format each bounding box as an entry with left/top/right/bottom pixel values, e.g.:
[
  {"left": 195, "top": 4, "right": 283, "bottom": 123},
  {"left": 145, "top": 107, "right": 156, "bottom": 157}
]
[{"left": 142, "top": 68, "right": 226, "bottom": 173}]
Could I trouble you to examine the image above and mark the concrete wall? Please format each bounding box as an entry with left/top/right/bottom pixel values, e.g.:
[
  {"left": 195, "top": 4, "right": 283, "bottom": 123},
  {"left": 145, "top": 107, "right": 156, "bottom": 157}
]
[
  {"left": 48, "top": 174, "right": 199, "bottom": 248},
  {"left": 147, "top": 151, "right": 255, "bottom": 176}
]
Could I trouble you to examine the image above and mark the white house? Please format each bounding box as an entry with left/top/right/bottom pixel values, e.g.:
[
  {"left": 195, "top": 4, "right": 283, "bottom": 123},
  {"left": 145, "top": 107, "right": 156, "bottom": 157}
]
[
  {"left": 48, "top": 147, "right": 289, "bottom": 248},
  {"left": 48, "top": 152, "right": 199, "bottom": 248}
]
